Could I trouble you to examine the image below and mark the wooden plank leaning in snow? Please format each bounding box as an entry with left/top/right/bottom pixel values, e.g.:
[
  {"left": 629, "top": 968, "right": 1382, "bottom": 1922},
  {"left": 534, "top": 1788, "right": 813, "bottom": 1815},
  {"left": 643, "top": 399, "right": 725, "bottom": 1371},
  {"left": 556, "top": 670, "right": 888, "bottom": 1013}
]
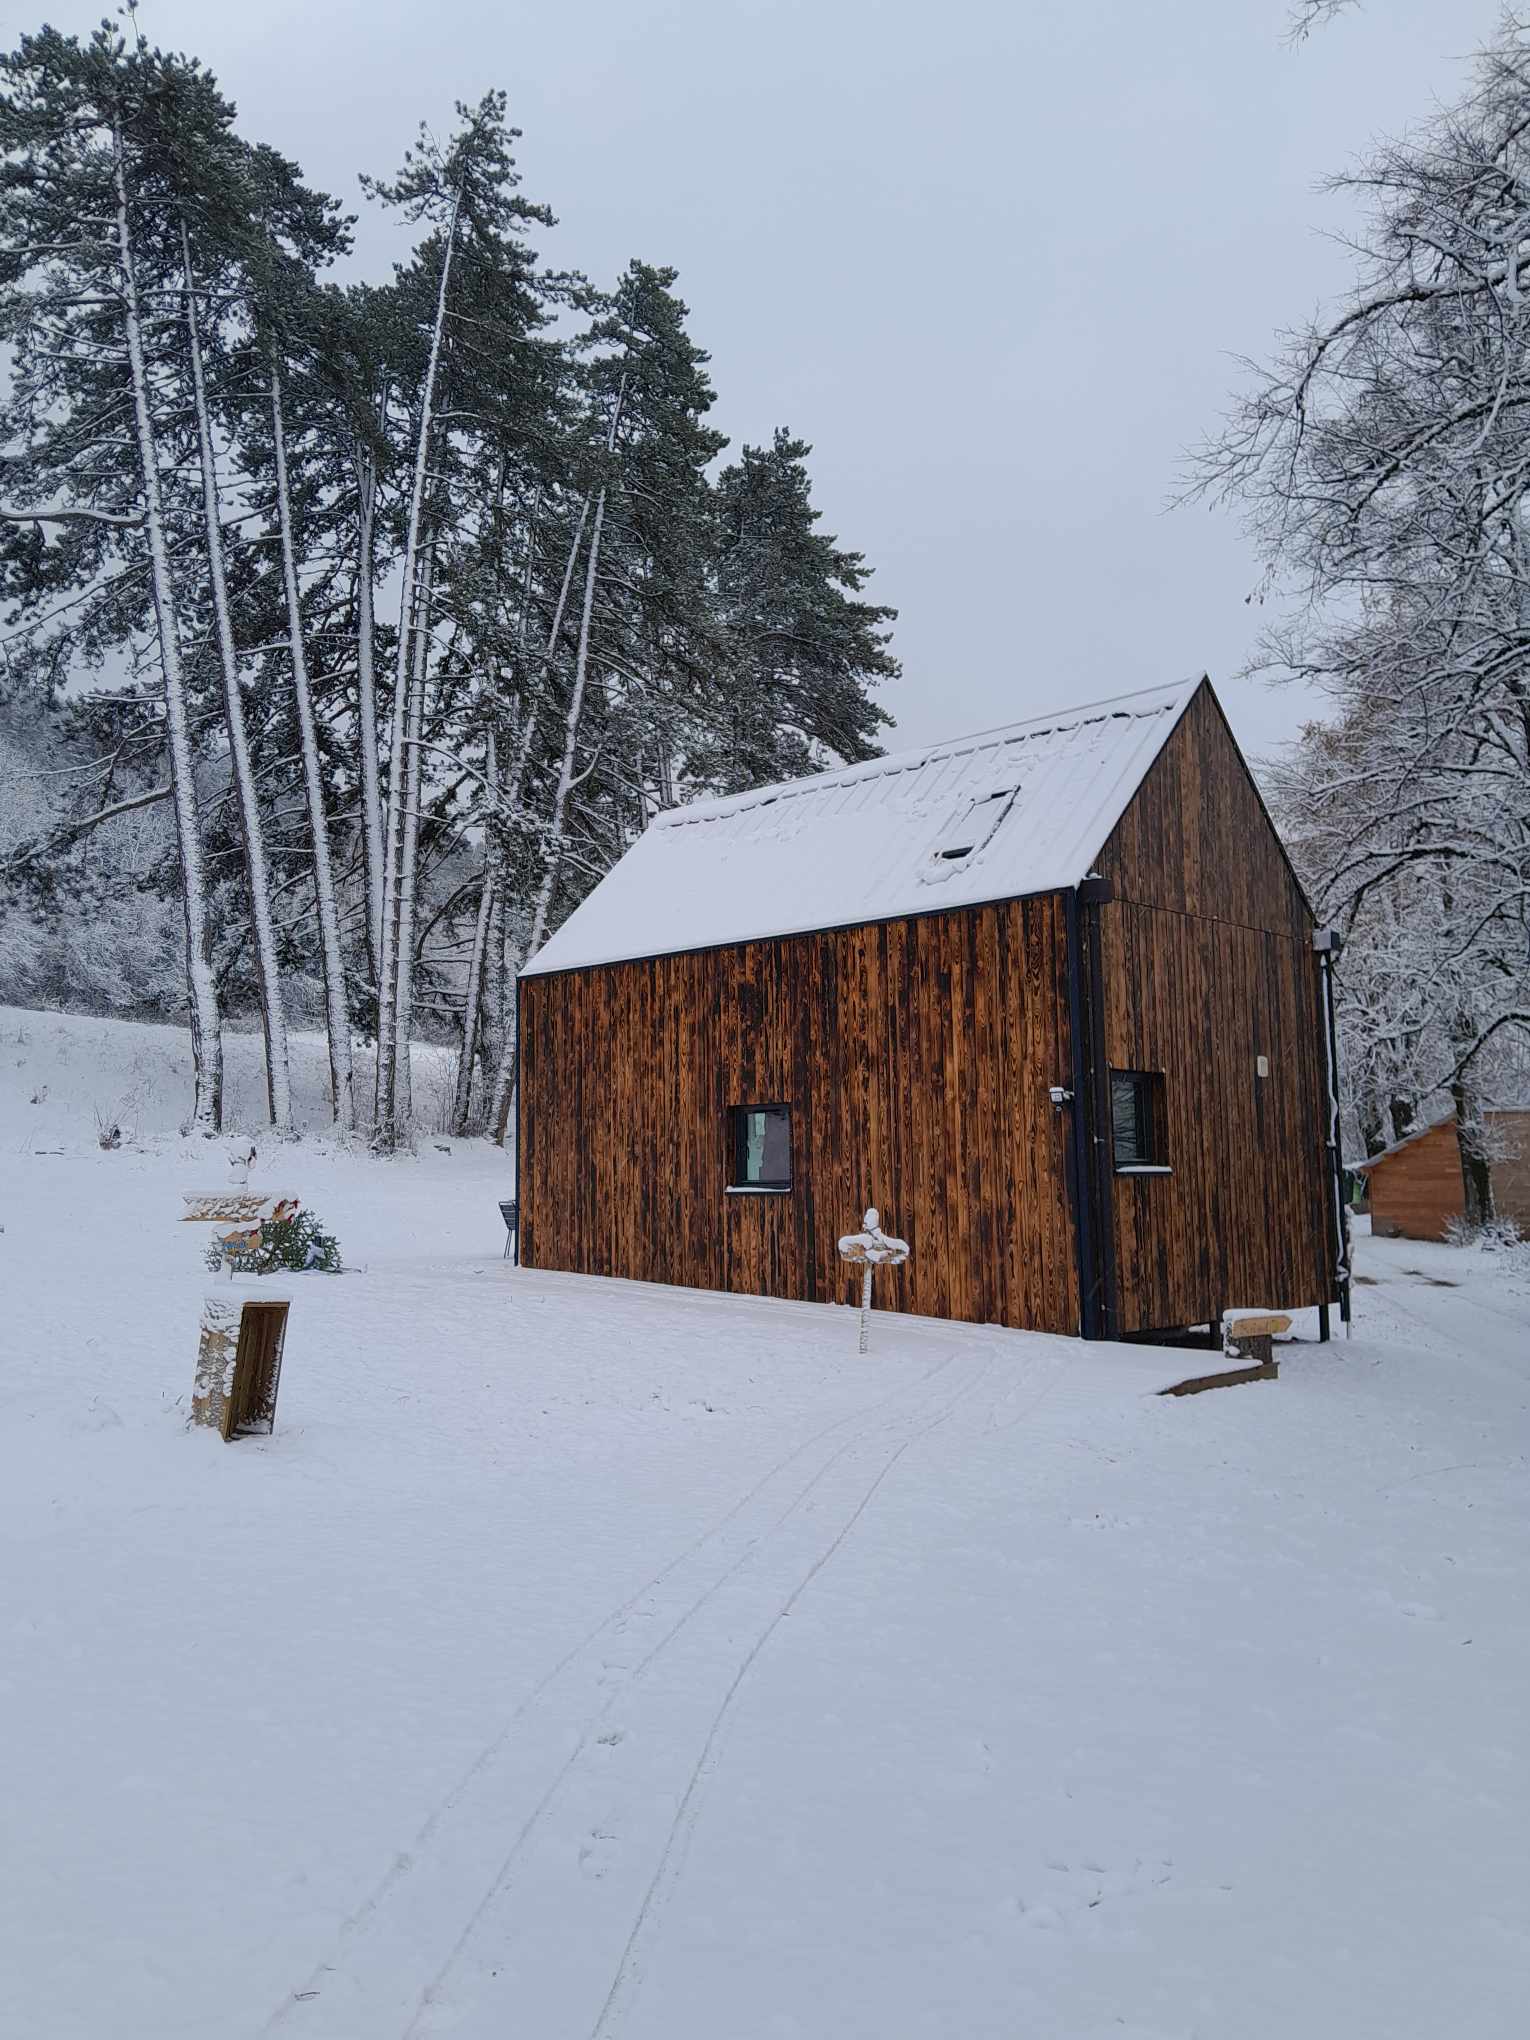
[
  {"left": 838, "top": 1209, "right": 910, "bottom": 1354},
  {"left": 191, "top": 1291, "right": 290, "bottom": 1441}
]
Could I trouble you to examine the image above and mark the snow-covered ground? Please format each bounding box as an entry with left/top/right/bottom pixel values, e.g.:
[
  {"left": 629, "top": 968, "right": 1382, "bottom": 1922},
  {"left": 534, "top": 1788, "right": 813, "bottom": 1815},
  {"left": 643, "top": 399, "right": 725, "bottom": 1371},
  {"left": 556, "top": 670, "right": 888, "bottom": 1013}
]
[{"left": 2, "top": 1007, "right": 1527, "bottom": 2039}]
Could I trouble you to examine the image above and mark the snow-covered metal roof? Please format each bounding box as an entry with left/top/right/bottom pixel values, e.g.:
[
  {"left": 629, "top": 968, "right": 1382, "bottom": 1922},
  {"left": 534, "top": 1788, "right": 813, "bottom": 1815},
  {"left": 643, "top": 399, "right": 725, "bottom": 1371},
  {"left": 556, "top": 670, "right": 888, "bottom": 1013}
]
[{"left": 523, "top": 676, "right": 1204, "bottom": 976}]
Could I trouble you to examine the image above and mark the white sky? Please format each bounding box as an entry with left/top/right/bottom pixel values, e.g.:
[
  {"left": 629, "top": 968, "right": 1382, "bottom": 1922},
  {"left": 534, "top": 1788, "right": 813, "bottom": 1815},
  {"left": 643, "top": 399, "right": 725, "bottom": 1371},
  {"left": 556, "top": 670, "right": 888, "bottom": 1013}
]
[{"left": 6, "top": 0, "right": 1505, "bottom": 762}]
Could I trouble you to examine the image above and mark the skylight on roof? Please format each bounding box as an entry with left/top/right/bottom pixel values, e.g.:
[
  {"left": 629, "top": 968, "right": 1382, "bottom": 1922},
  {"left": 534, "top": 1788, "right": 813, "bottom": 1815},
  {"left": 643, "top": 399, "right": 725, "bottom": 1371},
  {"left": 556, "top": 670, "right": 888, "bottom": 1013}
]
[{"left": 920, "top": 786, "right": 1018, "bottom": 883}]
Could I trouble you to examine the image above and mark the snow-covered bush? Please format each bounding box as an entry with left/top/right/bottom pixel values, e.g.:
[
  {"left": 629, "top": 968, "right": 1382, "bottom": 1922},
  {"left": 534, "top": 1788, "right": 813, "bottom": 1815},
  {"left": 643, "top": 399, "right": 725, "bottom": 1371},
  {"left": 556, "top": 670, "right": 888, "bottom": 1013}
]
[
  {"left": 1444, "top": 1214, "right": 1523, "bottom": 1253},
  {"left": 207, "top": 1208, "right": 343, "bottom": 1277}
]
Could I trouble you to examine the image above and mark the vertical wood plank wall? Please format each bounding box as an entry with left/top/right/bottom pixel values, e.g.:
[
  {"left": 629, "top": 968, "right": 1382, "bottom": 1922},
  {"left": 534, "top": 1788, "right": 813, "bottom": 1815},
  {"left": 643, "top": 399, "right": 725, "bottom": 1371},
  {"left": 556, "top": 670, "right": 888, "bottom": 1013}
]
[
  {"left": 520, "top": 895, "right": 1081, "bottom": 1334},
  {"left": 1363, "top": 1112, "right": 1530, "bottom": 1240},
  {"left": 1096, "top": 902, "right": 1331, "bottom": 1330},
  {"left": 1094, "top": 682, "right": 1332, "bottom": 1331},
  {"left": 1362, "top": 1120, "right": 1465, "bottom": 1241},
  {"left": 1096, "top": 683, "right": 1312, "bottom": 942}
]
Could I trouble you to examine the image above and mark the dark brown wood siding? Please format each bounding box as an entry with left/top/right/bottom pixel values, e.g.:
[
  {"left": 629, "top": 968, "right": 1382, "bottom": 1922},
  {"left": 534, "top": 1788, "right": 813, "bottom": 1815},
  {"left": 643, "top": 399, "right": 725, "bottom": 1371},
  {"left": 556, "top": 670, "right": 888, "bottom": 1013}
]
[
  {"left": 1092, "top": 679, "right": 1332, "bottom": 1331},
  {"left": 1097, "top": 681, "right": 1312, "bottom": 943},
  {"left": 520, "top": 895, "right": 1081, "bottom": 1334},
  {"left": 1097, "top": 901, "right": 1332, "bottom": 1331}
]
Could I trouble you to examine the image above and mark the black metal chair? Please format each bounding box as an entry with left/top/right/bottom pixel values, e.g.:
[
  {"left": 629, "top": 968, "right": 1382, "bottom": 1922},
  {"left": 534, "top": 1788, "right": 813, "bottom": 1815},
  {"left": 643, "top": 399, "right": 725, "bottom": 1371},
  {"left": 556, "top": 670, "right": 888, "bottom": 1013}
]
[{"left": 499, "top": 1198, "right": 519, "bottom": 1261}]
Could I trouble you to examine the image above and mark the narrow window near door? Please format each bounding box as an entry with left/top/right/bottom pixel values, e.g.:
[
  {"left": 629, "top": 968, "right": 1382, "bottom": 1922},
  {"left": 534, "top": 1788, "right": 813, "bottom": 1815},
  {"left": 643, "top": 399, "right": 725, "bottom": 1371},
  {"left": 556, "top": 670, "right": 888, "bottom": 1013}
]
[
  {"left": 1111, "top": 1070, "right": 1168, "bottom": 1172},
  {"left": 730, "top": 1104, "right": 792, "bottom": 1191}
]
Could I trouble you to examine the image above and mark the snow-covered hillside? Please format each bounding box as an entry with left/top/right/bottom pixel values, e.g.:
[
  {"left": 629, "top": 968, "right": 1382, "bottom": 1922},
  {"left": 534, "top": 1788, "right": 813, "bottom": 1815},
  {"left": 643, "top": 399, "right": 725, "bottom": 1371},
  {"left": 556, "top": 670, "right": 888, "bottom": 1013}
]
[
  {"left": 1, "top": 1011, "right": 1527, "bottom": 2039},
  {"left": 1, "top": 1003, "right": 460, "bottom": 1145}
]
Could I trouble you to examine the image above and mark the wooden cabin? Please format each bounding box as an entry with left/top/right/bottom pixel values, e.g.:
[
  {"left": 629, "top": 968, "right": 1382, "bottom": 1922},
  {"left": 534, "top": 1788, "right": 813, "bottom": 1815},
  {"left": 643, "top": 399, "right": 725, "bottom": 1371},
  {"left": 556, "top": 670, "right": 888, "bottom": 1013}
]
[
  {"left": 517, "top": 677, "right": 1345, "bottom": 1341},
  {"left": 1355, "top": 1110, "right": 1530, "bottom": 1242}
]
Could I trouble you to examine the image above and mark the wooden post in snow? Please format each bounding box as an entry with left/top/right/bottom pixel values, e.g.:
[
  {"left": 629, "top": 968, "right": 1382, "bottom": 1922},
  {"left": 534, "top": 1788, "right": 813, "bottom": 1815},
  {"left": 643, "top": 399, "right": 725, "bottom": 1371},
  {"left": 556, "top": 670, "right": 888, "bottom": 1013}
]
[{"left": 837, "top": 1208, "right": 910, "bottom": 1353}]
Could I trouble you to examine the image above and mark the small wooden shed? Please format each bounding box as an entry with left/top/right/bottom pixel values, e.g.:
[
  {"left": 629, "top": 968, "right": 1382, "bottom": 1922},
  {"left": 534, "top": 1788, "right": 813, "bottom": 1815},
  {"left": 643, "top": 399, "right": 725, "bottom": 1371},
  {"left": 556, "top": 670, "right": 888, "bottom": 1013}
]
[
  {"left": 517, "top": 677, "right": 1347, "bottom": 1341},
  {"left": 1355, "top": 1111, "right": 1530, "bottom": 1241}
]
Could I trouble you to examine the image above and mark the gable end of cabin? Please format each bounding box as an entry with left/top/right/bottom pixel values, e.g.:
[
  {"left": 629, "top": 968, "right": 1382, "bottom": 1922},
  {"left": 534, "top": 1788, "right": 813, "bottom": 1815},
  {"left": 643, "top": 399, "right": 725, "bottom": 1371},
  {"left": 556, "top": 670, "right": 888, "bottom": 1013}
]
[{"left": 1078, "top": 679, "right": 1332, "bottom": 1336}]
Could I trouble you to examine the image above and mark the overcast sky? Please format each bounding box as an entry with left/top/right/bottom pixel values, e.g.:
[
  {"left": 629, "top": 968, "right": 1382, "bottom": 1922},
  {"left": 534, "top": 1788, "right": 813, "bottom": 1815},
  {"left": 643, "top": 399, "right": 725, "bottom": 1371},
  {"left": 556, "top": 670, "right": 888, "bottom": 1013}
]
[{"left": 5, "top": 0, "right": 1507, "bottom": 760}]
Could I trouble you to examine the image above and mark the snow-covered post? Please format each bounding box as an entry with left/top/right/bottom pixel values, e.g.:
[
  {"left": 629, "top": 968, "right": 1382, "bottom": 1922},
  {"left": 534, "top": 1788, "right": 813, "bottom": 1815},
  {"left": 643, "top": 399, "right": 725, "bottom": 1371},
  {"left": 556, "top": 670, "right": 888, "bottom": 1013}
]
[{"left": 837, "top": 1208, "right": 910, "bottom": 1353}]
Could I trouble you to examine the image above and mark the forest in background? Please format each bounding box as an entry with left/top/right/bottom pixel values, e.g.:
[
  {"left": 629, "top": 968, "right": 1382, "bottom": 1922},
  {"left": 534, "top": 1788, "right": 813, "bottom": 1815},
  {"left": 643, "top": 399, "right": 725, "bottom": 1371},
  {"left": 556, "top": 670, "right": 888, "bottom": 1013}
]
[
  {"left": 2, "top": 5, "right": 1526, "bottom": 1217},
  {"left": 0, "top": 20, "right": 897, "bottom": 1143},
  {"left": 1194, "top": 8, "right": 1530, "bottom": 1223}
]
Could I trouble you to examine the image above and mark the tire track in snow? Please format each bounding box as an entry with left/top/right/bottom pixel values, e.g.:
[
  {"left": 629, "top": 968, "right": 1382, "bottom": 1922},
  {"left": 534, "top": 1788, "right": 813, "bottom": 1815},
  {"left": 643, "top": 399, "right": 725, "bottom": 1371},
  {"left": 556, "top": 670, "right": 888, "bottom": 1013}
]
[
  {"left": 586, "top": 1343, "right": 1074, "bottom": 2040},
  {"left": 394, "top": 1347, "right": 1029, "bottom": 2040},
  {"left": 262, "top": 1345, "right": 969, "bottom": 2035}
]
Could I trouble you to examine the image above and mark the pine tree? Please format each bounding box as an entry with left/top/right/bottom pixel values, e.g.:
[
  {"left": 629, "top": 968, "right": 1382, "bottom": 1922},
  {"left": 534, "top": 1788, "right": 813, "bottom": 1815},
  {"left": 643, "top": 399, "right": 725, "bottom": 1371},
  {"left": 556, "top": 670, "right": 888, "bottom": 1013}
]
[
  {"left": 361, "top": 92, "right": 571, "bottom": 1148},
  {"left": 1, "top": 32, "right": 908, "bottom": 1151},
  {"left": 706, "top": 428, "right": 896, "bottom": 793},
  {"left": 0, "top": 27, "right": 227, "bottom": 1128},
  {"left": 527, "top": 262, "right": 727, "bottom": 945},
  {"left": 363, "top": 91, "right": 571, "bottom": 1150}
]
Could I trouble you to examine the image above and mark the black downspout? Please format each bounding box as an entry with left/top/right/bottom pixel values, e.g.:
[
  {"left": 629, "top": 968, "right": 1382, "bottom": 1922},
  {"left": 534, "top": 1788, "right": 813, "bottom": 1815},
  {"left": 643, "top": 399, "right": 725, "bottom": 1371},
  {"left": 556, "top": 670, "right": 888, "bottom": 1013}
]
[
  {"left": 1065, "top": 886, "right": 1112, "bottom": 1339},
  {"left": 1068, "top": 889, "right": 1101, "bottom": 1338},
  {"left": 1315, "top": 930, "right": 1351, "bottom": 1333},
  {"left": 1080, "top": 879, "right": 1119, "bottom": 1339}
]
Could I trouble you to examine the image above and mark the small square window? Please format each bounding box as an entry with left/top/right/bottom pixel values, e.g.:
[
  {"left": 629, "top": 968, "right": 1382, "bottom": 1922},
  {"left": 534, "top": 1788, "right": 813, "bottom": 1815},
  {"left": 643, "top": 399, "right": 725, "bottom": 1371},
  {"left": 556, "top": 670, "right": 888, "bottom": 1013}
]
[
  {"left": 1111, "top": 1070, "right": 1168, "bottom": 1171},
  {"left": 731, "top": 1104, "right": 792, "bottom": 1191}
]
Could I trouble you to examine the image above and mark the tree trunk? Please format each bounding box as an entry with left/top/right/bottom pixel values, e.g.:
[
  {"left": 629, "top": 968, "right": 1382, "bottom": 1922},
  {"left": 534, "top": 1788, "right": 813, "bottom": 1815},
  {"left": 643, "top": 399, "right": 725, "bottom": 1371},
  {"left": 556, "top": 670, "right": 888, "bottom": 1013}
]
[
  {"left": 489, "top": 492, "right": 609, "bottom": 1151},
  {"left": 354, "top": 438, "right": 386, "bottom": 987},
  {"left": 452, "top": 728, "right": 498, "bottom": 1134},
  {"left": 521, "top": 388, "right": 628, "bottom": 979},
  {"left": 482, "top": 716, "right": 511, "bottom": 1094},
  {"left": 270, "top": 355, "right": 356, "bottom": 1134},
  {"left": 376, "top": 191, "right": 461, "bottom": 1145},
  {"left": 181, "top": 223, "right": 290, "bottom": 1133},
  {"left": 1357, "top": 1094, "right": 1386, "bottom": 1159},
  {"left": 1453, "top": 1081, "right": 1495, "bottom": 1229},
  {"left": 393, "top": 546, "right": 434, "bottom": 1137},
  {"left": 485, "top": 872, "right": 509, "bottom": 1091},
  {"left": 113, "top": 113, "right": 222, "bottom": 1133},
  {"left": 485, "top": 492, "right": 597, "bottom": 1143},
  {"left": 524, "top": 482, "right": 609, "bottom": 964}
]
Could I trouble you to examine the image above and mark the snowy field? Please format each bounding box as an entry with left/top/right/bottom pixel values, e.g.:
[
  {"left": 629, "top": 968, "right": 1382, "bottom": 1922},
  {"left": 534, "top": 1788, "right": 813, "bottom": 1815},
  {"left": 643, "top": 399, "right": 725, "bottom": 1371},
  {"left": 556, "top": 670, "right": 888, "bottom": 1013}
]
[{"left": 2, "top": 1007, "right": 1528, "bottom": 2040}]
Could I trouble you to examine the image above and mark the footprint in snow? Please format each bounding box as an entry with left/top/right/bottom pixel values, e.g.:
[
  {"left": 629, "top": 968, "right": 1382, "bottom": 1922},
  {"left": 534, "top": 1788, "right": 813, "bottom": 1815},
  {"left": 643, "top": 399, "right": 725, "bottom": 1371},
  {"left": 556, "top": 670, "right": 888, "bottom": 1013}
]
[
  {"left": 579, "top": 1827, "right": 619, "bottom": 1880},
  {"left": 1016, "top": 1857, "right": 1175, "bottom": 1932}
]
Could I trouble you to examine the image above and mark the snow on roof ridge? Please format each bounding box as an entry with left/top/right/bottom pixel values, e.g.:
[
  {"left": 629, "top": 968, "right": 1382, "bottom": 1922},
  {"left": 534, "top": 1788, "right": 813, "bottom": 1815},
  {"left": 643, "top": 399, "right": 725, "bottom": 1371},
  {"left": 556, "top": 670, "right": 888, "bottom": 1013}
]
[
  {"left": 523, "top": 673, "right": 1208, "bottom": 976},
  {"left": 657, "top": 674, "right": 1203, "bottom": 831}
]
